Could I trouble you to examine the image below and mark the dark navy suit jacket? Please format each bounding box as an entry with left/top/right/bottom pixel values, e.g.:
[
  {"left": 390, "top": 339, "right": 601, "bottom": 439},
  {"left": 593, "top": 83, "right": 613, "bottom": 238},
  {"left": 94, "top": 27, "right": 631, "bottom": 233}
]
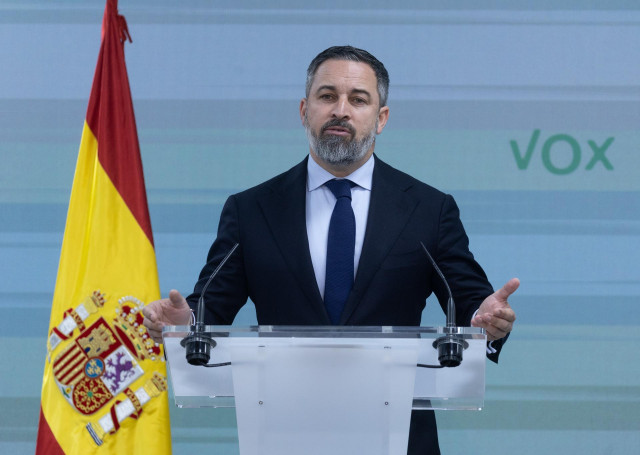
[{"left": 188, "top": 155, "right": 504, "bottom": 454}]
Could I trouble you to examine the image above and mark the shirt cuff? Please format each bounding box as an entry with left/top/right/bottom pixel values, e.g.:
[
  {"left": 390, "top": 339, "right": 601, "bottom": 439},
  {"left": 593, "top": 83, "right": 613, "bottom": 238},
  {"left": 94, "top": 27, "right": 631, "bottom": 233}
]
[{"left": 472, "top": 309, "right": 497, "bottom": 354}]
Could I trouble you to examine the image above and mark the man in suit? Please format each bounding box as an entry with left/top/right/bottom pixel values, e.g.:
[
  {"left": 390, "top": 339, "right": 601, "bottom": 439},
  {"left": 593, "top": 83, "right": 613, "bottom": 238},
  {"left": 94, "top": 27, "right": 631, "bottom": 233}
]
[{"left": 143, "top": 45, "right": 518, "bottom": 454}]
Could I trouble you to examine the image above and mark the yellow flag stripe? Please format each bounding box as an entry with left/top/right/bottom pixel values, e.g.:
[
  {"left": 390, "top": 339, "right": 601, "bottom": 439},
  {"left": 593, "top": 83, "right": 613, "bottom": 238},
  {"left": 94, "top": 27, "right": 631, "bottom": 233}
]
[{"left": 40, "top": 122, "right": 171, "bottom": 454}]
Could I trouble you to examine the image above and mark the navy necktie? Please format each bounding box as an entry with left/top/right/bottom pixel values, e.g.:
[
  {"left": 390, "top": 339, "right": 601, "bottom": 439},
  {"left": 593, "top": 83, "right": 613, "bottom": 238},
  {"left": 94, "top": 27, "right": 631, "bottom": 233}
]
[{"left": 324, "top": 179, "right": 356, "bottom": 324}]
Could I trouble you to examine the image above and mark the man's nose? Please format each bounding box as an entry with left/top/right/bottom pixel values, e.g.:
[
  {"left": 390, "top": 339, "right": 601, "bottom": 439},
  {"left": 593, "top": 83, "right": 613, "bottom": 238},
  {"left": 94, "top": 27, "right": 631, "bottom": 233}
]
[{"left": 331, "top": 97, "right": 351, "bottom": 119}]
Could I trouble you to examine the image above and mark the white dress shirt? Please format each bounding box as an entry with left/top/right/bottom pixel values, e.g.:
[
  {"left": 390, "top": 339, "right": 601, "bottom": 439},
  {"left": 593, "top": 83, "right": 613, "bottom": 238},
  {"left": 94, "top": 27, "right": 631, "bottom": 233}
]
[{"left": 306, "top": 155, "right": 374, "bottom": 299}]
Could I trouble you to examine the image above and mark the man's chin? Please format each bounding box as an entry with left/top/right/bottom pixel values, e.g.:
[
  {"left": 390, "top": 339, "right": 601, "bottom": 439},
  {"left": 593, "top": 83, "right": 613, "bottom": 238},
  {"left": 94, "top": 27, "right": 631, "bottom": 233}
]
[
  {"left": 320, "top": 134, "right": 355, "bottom": 145},
  {"left": 322, "top": 132, "right": 354, "bottom": 140},
  {"left": 322, "top": 157, "right": 359, "bottom": 167},
  {"left": 315, "top": 150, "right": 370, "bottom": 168}
]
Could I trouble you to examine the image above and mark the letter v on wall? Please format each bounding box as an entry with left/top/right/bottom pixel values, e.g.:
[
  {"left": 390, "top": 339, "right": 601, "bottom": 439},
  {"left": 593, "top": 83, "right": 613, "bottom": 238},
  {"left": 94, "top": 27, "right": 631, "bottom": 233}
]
[{"left": 510, "top": 129, "right": 540, "bottom": 170}]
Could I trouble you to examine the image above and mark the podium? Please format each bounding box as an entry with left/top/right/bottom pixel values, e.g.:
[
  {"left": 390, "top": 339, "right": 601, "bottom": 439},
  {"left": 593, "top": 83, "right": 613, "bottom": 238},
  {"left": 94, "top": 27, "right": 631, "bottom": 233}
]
[{"left": 163, "top": 325, "right": 486, "bottom": 455}]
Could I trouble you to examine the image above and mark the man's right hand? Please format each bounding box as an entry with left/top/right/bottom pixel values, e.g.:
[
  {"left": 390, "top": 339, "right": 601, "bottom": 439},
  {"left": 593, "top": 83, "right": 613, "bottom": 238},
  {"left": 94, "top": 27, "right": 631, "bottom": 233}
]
[{"left": 143, "top": 289, "right": 192, "bottom": 344}]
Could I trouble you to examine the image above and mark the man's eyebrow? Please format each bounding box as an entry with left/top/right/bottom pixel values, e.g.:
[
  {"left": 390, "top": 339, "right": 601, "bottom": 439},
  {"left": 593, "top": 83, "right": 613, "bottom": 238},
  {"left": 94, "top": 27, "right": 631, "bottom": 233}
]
[
  {"left": 315, "top": 85, "right": 336, "bottom": 93},
  {"left": 350, "top": 88, "right": 372, "bottom": 98},
  {"left": 314, "top": 85, "right": 372, "bottom": 98}
]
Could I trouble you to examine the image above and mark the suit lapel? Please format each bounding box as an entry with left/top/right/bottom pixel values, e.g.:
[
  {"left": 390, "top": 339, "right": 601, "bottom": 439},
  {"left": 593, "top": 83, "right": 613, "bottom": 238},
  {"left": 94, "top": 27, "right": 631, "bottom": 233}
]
[
  {"left": 256, "top": 158, "right": 330, "bottom": 323},
  {"left": 339, "top": 157, "right": 419, "bottom": 324}
]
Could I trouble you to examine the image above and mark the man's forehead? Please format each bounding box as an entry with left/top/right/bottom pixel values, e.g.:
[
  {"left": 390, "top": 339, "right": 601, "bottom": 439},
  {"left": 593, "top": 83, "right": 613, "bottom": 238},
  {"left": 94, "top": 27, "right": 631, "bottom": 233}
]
[{"left": 311, "top": 59, "right": 377, "bottom": 92}]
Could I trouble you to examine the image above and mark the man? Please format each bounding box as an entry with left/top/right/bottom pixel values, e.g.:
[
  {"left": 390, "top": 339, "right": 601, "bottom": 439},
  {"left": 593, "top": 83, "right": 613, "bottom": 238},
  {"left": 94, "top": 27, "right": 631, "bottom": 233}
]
[{"left": 143, "top": 46, "right": 518, "bottom": 454}]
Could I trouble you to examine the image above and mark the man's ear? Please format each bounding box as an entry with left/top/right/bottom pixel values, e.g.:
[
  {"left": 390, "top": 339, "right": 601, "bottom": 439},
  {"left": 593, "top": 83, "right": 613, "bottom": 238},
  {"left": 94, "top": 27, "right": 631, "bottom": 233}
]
[
  {"left": 299, "top": 98, "right": 307, "bottom": 126},
  {"left": 377, "top": 106, "right": 390, "bottom": 134}
]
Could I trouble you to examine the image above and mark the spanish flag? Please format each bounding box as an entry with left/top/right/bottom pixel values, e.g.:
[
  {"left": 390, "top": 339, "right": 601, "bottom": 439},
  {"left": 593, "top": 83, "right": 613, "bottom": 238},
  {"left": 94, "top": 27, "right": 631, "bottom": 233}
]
[{"left": 35, "top": 1, "right": 172, "bottom": 453}]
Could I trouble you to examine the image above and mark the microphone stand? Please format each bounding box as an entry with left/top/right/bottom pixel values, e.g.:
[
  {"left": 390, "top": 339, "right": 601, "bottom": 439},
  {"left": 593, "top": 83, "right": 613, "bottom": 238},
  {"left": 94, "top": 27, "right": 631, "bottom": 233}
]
[
  {"left": 182, "top": 243, "right": 239, "bottom": 366},
  {"left": 420, "top": 242, "right": 468, "bottom": 367}
]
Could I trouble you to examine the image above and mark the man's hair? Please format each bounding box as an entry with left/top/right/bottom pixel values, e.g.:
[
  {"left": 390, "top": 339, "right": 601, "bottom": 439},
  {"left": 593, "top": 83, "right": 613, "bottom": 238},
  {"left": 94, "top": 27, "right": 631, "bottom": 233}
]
[{"left": 305, "top": 45, "right": 390, "bottom": 107}]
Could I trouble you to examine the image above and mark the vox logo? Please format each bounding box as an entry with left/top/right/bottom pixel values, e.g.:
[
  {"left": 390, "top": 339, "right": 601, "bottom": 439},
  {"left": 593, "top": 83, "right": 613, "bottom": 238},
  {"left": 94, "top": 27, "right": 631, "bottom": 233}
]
[{"left": 510, "top": 129, "right": 614, "bottom": 175}]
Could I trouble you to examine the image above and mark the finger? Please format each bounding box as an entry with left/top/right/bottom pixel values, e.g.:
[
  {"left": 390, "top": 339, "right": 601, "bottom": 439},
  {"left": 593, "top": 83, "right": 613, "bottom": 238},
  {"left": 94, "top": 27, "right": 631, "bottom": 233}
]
[
  {"left": 489, "top": 317, "right": 513, "bottom": 336},
  {"left": 168, "top": 289, "right": 187, "bottom": 308},
  {"left": 494, "top": 307, "right": 516, "bottom": 323},
  {"left": 472, "top": 315, "right": 511, "bottom": 341},
  {"left": 143, "top": 303, "right": 164, "bottom": 330},
  {"left": 471, "top": 315, "right": 492, "bottom": 330},
  {"left": 485, "top": 326, "right": 506, "bottom": 341},
  {"left": 481, "top": 309, "right": 514, "bottom": 332},
  {"left": 143, "top": 316, "right": 164, "bottom": 333},
  {"left": 479, "top": 318, "right": 508, "bottom": 340},
  {"left": 493, "top": 277, "right": 520, "bottom": 302},
  {"left": 142, "top": 304, "right": 156, "bottom": 320},
  {"left": 472, "top": 319, "right": 500, "bottom": 340},
  {"left": 147, "top": 327, "right": 164, "bottom": 344},
  {"left": 471, "top": 313, "right": 486, "bottom": 327}
]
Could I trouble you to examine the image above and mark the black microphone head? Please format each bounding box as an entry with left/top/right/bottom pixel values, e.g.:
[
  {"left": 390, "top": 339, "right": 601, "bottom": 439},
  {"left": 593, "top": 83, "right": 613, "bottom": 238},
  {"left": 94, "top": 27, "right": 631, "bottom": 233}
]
[
  {"left": 433, "top": 335, "right": 468, "bottom": 368},
  {"left": 183, "top": 334, "right": 215, "bottom": 366}
]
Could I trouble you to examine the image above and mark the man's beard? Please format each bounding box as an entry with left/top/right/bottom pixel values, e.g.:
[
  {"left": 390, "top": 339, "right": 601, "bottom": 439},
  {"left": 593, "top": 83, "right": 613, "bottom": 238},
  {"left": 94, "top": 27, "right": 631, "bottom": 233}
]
[{"left": 304, "top": 114, "right": 377, "bottom": 167}]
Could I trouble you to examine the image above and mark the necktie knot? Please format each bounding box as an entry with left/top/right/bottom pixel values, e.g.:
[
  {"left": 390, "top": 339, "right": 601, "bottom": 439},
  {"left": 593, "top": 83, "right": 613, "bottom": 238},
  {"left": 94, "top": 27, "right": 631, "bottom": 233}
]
[{"left": 325, "top": 179, "right": 354, "bottom": 200}]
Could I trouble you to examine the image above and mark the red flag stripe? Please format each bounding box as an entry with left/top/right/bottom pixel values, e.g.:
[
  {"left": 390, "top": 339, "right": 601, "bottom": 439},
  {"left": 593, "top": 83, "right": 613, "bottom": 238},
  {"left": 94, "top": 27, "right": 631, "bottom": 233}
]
[
  {"left": 35, "top": 407, "right": 66, "bottom": 455},
  {"left": 86, "top": 0, "right": 154, "bottom": 245}
]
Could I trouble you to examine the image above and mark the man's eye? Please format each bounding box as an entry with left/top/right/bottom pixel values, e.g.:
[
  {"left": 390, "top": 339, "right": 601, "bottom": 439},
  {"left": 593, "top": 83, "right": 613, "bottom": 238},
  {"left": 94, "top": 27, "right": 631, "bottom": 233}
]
[
  {"left": 320, "top": 94, "right": 334, "bottom": 100},
  {"left": 353, "top": 97, "right": 367, "bottom": 105}
]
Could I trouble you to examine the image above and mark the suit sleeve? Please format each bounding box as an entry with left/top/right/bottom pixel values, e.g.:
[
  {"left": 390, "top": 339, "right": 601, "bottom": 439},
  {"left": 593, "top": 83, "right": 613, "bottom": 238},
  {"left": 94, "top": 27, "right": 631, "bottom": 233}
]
[
  {"left": 186, "top": 195, "right": 249, "bottom": 324},
  {"left": 432, "top": 194, "right": 506, "bottom": 363}
]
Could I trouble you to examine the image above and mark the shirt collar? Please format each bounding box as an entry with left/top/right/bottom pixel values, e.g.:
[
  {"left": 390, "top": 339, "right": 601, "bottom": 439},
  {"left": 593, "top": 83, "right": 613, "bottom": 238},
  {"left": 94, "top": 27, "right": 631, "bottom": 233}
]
[{"left": 307, "top": 154, "right": 375, "bottom": 192}]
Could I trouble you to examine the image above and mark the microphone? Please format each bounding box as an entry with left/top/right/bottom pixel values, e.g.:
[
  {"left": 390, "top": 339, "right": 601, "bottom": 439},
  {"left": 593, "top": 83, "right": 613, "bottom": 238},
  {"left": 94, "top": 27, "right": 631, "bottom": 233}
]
[
  {"left": 183, "top": 243, "right": 239, "bottom": 366},
  {"left": 419, "top": 241, "right": 468, "bottom": 367}
]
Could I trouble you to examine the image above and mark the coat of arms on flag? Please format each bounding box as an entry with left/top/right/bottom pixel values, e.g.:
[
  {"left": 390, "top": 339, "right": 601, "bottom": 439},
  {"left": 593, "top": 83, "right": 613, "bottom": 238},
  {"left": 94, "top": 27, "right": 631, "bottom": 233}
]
[
  {"left": 46, "top": 294, "right": 168, "bottom": 446},
  {"left": 51, "top": 296, "right": 161, "bottom": 416}
]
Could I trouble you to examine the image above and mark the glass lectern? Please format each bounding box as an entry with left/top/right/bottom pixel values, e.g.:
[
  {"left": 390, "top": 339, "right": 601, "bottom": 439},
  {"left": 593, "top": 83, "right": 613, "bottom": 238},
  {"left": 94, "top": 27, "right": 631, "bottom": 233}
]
[{"left": 163, "top": 325, "right": 486, "bottom": 455}]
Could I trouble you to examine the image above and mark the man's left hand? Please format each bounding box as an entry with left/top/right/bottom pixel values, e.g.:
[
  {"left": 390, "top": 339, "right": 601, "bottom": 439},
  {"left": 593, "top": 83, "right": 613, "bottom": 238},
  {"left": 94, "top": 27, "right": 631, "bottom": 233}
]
[{"left": 471, "top": 278, "right": 519, "bottom": 341}]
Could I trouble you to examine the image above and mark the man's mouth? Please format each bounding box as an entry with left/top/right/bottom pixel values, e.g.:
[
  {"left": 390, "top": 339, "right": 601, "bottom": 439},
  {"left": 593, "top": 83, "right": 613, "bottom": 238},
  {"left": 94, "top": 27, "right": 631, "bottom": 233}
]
[
  {"left": 322, "top": 123, "right": 354, "bottom": 137},
  {"left": 324, "top": 127, "right": 351, "bottom": 136}
]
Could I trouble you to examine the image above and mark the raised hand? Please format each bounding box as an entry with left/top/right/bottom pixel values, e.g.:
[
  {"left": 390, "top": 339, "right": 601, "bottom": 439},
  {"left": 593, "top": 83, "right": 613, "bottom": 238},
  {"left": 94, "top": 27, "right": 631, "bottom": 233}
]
[
  {"left": 142, "top": 290, "right": 192, "bottom": 344},
  {"left": 471, "top": 278, "right": 519, "bottom": 341}
]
